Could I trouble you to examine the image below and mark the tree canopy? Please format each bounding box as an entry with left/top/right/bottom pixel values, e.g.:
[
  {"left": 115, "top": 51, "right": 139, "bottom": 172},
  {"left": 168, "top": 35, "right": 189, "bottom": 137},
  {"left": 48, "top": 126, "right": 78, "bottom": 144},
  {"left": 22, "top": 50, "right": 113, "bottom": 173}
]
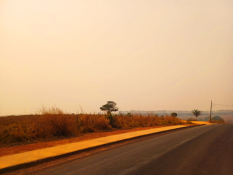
[
  {"left": 192, "top": 109, "right": 201, "bottom": 120},
  {"left": 100, "top": 101, "right": 118, "bottom": 115}
]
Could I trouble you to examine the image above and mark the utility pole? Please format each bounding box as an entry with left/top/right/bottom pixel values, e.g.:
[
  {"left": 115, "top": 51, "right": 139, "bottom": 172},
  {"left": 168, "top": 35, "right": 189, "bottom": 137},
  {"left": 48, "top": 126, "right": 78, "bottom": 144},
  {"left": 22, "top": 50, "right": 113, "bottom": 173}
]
[{"left": 209, "top": 100, "right": 212, "bottom": 122}]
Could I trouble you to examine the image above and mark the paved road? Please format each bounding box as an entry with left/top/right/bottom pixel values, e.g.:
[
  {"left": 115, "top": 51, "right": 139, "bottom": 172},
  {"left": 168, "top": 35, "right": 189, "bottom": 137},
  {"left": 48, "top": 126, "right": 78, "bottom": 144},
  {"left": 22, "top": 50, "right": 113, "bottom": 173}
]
[{"left": 37, "top": 124, "right": 233, "bottom": 175}]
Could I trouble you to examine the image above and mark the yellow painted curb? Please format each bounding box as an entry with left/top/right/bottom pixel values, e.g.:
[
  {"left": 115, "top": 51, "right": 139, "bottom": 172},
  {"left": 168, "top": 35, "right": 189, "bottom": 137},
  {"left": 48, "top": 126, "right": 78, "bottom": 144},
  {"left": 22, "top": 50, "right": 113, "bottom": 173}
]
[{"left": 191, "top": 121, "right": 216, "bottom": 125}]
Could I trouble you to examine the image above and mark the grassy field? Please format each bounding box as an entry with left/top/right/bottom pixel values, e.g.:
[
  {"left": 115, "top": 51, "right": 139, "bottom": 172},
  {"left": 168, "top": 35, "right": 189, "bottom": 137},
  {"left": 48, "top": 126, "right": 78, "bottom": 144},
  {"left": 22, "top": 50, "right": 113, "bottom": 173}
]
[{"left": 0, "top": 107, "right": 184, "bottom": 145}]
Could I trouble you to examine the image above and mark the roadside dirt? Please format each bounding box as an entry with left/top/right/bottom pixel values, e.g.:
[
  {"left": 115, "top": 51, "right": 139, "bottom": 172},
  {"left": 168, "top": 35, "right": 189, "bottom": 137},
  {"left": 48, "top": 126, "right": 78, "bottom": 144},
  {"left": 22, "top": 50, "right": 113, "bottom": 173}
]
[{"left": 0, "top": 124, "right": 194, "bottom": 157}]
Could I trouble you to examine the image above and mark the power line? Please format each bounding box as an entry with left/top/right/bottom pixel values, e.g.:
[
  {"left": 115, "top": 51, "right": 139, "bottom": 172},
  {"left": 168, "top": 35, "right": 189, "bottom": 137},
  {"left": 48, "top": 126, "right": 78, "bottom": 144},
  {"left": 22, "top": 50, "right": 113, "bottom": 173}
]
[{"left": 212, "top": 103, "right": 233, "bottom": 107}]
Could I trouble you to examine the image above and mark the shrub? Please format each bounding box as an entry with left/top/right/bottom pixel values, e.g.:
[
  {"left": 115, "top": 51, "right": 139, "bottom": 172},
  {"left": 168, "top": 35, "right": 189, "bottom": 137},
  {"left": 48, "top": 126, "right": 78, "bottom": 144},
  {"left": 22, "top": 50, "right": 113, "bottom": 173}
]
[
  {"left": 77, "top": 114, "right": 112, "bottom": 133},
  {"left": 36, "top": 114, "right": 78, "bottom": 138},
  {"left": 171, "top": 112, "right": 177, "bottom": 117},
  {"left": 0, "top": 124, "right": 29, "bottom": 144},
  {"left": 210, "top": 116, "right": 225, "bottom": 123},
  {"left": 34, "top": 106, "right": 78, "bottom": 138}
]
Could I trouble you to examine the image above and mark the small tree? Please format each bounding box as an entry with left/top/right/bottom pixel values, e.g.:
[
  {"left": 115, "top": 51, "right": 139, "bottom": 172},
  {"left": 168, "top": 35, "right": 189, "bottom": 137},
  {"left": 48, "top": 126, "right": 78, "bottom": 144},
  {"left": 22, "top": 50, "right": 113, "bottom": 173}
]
[
  {"left": 192, "top": 109, "right": 201, "bottom": 120},
  {"left": 171, "top": 112, "right": 177, "bottom": 117},
  {"left": 100, "top": 101, "right": 118, "bottom": 116}
]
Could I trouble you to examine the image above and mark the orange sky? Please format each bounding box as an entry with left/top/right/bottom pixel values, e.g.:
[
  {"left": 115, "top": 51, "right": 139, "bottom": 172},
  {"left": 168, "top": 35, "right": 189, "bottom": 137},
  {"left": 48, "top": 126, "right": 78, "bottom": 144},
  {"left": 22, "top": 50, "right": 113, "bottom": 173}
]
[{"left": 0, "top": 0, "right": 233, "bottom": 115}]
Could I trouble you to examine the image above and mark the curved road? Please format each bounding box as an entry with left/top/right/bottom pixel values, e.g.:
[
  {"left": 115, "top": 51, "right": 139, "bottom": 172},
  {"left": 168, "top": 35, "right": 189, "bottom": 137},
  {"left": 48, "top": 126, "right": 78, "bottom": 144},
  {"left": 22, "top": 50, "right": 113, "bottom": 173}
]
[{"left": 37, "top": 124, "right": 233, "bottom": 175}]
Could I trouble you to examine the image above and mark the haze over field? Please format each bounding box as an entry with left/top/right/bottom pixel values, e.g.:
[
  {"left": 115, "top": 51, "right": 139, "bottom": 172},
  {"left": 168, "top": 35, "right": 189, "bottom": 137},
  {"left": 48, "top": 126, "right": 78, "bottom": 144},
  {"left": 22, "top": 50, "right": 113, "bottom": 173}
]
[{"left": 0, "top": 0, "right": 233, "bottom": 116}]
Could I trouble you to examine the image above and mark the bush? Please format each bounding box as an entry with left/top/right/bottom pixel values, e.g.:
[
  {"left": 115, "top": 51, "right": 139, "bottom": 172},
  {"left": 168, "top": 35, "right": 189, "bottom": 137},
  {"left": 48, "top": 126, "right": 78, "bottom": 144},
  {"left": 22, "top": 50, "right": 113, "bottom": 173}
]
[
  {"left": 36, "top": 114, "right": 78, "bottom": 138},
  {"left": 171, "top": 112, "right": 177, "bottom": 117},
  {"left": 210, "top": 116, "right": 225, "bottom": 124},
  {"left": 0, "top": 124, "right": 27, "bottom": 143},
  {"left": 77, "top": 114, "right": 112, "bottom": 133}
]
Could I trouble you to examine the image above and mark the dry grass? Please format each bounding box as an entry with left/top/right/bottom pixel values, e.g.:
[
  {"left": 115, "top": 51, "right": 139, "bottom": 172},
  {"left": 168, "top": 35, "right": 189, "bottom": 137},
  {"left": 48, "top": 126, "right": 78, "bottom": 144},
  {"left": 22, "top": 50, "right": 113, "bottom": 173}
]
[
  {"left": 77, "top": 114, "right": 112, "bottom": 133},
  {"left": 0, "top": 107, "right": 183, "bottom": 145},
  {"left": 111, "top": 114, "right": 182, "bottom": 129},
  {"left": 209, "top": 120, "right": 225, "bottom": 124}
]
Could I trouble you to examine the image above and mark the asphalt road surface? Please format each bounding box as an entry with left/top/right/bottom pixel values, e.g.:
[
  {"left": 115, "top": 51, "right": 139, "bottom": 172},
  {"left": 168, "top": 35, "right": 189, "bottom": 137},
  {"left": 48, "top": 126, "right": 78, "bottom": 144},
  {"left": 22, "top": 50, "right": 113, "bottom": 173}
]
[{"left": 37, "top": 124, "right": 233, "bottom": 175}]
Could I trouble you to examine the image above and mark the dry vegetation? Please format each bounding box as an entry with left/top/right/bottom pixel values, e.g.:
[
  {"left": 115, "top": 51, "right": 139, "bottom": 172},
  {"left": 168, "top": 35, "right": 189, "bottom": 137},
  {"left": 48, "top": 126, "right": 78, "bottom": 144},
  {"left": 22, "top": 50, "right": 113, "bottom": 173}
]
[
  {"left": 209, "top": 120, "right": 225, "bottom": 124},
  {"left": 0, "top": 107, "right": 183, "bottom": 145}
]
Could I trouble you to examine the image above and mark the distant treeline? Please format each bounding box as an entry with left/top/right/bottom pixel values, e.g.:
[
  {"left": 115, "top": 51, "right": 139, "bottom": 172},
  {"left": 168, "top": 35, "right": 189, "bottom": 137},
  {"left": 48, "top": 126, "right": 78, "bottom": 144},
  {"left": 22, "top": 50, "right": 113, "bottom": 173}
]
[{"left": 119, "top": 110, "right": 233, "bottom": 116}]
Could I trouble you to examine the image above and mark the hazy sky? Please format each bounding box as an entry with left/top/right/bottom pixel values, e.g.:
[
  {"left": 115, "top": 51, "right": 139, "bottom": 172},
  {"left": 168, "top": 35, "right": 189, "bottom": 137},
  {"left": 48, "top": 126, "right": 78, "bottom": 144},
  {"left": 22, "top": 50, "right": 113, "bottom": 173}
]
[{"left": 0, "top": 0, "right": 233, "bottom": 116}]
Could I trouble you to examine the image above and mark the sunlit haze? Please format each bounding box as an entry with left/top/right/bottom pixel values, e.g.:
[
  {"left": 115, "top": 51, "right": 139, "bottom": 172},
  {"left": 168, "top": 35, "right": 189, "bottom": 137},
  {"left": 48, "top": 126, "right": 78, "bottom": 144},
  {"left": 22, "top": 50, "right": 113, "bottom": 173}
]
[{"left": 0, "top": 0, "right": 233, "bottom": 116}]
